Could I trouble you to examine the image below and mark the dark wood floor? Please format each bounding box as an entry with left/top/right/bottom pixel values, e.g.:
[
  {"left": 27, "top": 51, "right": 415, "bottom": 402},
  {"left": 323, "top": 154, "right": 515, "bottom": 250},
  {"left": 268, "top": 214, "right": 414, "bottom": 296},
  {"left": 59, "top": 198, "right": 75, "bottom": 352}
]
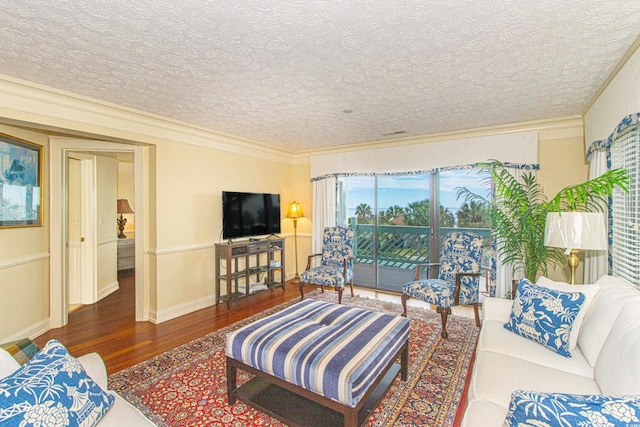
[{"left": 34, "top": 272, "right": 319, "bottom": 374}]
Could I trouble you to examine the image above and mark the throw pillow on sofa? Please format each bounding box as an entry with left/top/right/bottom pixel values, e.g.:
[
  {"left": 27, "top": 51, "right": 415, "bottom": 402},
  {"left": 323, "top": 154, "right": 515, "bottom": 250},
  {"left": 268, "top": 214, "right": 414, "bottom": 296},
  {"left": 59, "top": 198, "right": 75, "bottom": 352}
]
[
  {"left": 504, "top": 389, "right": 640, "bottom": 426},
  {"left": 0, "top": 339, "right": 115, "bottom": 427},
  {"left": 536, "top": 276, "right": 600, "bottom": 349},
  {"left": 504, "top": 279, "right": 585, "bottom": 357}
]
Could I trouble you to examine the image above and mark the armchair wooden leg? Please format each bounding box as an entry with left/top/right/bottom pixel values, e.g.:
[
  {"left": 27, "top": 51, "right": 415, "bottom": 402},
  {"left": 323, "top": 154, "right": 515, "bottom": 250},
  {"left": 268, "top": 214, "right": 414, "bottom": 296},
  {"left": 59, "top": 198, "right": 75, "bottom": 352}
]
[
  {"left": 472, "top": 302, "right": 481, "bottom": 327},
  {"left": 299, "top": 282, "right": 305, "bottom": 301},
  {"left": 401, "top": 293, "right": 409, "bottom": 317},
  {"left": 320, "top": 285, "right": 325, "bottom": 293},
  {"left": 338, "top": 287, "right": 343, "bottom": 304},
  {"left": 349, "top": 279, "right": 354, "bottom": 297},
  {"left": 436, "top": 307, "right": 451, "bottom": 339}
]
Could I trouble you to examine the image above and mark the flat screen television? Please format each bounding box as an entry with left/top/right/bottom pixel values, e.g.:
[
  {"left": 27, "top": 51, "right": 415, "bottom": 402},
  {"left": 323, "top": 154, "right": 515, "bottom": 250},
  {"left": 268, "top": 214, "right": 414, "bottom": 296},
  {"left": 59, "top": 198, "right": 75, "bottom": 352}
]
[{"left": 222, "top": 191, "right": 281, "bottom": 240}]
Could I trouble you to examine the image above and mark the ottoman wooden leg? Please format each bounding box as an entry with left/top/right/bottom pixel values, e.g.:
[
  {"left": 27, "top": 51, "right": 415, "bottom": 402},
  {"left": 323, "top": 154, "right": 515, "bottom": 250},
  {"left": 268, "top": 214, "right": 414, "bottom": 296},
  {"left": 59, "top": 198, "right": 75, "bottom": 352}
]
[
  {"left": 226, "top": 358, "right": 237, "bottom": 405},
  {"left": 401, "top": 345, "right": 408, "bottom": 381},
  {"left": 344, "top": 408, "right": 357, "bottom": 427}
]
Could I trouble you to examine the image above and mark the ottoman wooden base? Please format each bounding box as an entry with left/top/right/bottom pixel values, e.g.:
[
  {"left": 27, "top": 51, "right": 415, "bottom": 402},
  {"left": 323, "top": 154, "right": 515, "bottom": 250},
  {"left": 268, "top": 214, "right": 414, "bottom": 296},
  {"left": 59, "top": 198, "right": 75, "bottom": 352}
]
[{"left": 227, "top": 340, "right": 408, "bottom": 427}]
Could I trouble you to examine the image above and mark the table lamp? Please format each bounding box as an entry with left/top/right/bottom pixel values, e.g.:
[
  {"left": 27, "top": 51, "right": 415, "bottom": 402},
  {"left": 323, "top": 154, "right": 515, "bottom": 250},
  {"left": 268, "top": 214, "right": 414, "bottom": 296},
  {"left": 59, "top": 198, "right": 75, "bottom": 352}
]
[{"left": 117, "top": 199, "right": 134, "bottom": 239}]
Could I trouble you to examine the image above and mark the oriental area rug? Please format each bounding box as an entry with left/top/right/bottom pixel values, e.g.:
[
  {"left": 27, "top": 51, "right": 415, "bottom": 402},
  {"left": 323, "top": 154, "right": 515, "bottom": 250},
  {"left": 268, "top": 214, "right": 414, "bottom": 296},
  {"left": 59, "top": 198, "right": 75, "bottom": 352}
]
[{"left": 109, "top": 292, "right": 479, "bottom": 427}]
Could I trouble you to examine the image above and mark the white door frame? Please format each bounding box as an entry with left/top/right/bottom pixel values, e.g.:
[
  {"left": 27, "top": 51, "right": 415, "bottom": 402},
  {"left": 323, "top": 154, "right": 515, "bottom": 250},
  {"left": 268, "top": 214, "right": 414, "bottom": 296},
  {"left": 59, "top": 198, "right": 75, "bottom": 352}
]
[{"left": 50, "top": 138, "right": 147, "bottom": 327}]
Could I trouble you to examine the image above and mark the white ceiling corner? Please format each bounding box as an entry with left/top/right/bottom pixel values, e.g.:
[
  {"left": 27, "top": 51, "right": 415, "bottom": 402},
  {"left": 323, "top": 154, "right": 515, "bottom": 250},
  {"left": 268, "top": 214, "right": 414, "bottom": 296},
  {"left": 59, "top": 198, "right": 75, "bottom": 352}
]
[{"left": 1, "top": 1, "right": 639, "bottom": 152}]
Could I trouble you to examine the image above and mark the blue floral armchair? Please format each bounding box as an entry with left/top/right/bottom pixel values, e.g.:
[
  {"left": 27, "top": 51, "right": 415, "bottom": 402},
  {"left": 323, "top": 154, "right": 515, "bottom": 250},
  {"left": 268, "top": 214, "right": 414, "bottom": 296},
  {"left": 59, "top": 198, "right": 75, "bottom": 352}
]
[
  {"left": 401, "top": 231, "right": 484, "bottom": 338},
  {"left": 299, "top": 226, "right": 355, "bottom": 304}
]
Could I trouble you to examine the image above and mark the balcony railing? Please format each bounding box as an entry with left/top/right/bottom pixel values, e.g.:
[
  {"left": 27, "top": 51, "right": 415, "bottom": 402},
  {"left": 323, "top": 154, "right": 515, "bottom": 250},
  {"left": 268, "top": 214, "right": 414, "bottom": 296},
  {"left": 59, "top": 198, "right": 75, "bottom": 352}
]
[{"left": 350, "top": 222, "right": 492, "bottom": 272}]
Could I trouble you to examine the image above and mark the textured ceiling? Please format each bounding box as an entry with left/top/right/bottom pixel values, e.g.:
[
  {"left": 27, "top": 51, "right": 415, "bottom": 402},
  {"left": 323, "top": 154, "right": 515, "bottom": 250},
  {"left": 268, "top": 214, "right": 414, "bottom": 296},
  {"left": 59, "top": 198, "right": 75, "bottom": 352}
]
[{"left": 1, "top": 1, "right": 639, "bottom": 152}]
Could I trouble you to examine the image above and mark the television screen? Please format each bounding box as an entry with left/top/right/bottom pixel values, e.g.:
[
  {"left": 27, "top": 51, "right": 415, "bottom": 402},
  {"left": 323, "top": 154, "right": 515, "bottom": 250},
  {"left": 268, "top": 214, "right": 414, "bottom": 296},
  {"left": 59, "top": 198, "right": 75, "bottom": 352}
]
[{"left": 222, "top": 192, "right": 281, "bottom": 240}]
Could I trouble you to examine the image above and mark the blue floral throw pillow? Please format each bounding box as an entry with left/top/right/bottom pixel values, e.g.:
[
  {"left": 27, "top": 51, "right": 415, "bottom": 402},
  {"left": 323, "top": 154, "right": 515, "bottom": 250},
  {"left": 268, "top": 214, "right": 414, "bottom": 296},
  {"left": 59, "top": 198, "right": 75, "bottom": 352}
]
[
  {"left": 504, "top": 279, "right": 585, "bottom": 357},
  {"left": 0, "top": 339, "right": 114, "bottom": 427},
  {"left": 504, "top": 390, "right": 640, "bottom": 426}
]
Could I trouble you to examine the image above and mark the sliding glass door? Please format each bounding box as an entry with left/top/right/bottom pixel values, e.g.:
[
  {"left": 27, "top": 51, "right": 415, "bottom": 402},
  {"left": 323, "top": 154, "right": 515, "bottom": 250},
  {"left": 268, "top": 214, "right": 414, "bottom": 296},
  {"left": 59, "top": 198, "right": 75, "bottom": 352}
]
[
  {"left": 338, "top": 168, "right": 490, "bottom": 294},
  {"left": 439, "top": 169, "right": 492, "bottom": 293},
  {"left": 375, "top": 175, "right": 431, "bottom": 292}
]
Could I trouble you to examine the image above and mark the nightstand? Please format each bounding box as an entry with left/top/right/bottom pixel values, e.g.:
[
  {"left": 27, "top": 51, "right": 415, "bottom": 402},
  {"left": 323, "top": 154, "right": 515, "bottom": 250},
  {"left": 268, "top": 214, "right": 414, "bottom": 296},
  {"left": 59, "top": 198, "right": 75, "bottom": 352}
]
[{"left": 117, "top": 237, "right": 135, "bottom": 271}]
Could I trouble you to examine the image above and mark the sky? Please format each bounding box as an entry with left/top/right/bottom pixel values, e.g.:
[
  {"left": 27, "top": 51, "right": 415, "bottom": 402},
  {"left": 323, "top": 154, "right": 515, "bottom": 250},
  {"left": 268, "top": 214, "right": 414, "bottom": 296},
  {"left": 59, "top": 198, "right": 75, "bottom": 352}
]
[{"left": 346, "top": 169, "right": 490, "bottom": 217}]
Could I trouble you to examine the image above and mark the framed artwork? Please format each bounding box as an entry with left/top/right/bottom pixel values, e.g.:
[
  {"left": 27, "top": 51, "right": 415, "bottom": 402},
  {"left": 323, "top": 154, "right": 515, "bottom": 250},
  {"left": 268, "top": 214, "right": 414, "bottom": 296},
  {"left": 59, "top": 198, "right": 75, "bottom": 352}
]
[{"left": 0, "top": 133, "right": 43, "bottom": 228}]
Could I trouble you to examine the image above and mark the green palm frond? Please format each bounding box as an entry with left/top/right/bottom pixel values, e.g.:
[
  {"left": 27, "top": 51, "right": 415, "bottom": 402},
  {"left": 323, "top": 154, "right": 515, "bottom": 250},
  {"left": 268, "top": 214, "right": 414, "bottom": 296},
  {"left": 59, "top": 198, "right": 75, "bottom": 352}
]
[
  {"left": 548, "top": 169, "right": 630, "bottom": 212},
  {"left": 456, "top": 161, "right": 629, "bottom": 283}
]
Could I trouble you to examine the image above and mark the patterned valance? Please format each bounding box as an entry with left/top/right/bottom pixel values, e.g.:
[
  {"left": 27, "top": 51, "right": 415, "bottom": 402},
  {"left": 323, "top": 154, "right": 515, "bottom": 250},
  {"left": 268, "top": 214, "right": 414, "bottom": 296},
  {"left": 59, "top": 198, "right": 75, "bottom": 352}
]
[
  {"left": 587, "top": 112, "right": 640, "bottom": 161},
  {"left": 311, "top": 161, "right": 539, "bottom": 182}
]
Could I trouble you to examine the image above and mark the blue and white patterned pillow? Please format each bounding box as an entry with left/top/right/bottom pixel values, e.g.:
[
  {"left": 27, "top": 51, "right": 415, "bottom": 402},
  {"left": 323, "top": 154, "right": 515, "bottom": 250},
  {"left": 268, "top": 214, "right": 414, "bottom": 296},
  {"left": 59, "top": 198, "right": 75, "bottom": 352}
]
[
  {"left": 504, "top": 279, "right": 585, "bottom": 357},
  {"left": 504, "top": 390, "right": 640, "bottom": 426},
  {"left": 0, "top": 339, "right": 115, "bottom": 427}
]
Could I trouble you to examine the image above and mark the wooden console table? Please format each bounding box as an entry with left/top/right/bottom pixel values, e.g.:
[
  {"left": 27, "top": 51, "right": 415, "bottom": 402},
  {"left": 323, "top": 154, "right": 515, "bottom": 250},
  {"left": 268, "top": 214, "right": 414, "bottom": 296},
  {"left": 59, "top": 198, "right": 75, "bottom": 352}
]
[{"left": 215, "top": 238, "right": 285, "bottom": 309}]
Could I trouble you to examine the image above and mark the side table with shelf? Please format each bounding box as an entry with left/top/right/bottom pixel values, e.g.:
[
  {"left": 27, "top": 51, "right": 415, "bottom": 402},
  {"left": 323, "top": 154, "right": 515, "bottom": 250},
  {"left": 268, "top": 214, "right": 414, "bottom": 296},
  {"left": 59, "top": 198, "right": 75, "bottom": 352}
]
[{"left": 215, "top": 238, "right": 286, "bottom": 309}]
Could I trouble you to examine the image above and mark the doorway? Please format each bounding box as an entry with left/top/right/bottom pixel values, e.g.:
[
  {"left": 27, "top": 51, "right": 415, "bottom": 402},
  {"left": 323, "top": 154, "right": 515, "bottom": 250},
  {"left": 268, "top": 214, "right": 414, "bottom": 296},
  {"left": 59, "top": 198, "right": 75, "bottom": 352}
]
[{"left": 50, "top": 138, "right": 147, "bottom": 328}]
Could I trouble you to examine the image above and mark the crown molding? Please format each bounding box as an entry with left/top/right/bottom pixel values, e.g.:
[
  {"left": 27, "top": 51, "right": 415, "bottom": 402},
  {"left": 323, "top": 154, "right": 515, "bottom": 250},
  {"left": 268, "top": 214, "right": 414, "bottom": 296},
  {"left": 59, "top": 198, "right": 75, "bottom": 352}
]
[
  {"left": 0, "top": 75, "right": 298, "bottom": 163},
  {"left": 0, "top": 75, "right": 584, "bottom": 163},
  {"left": 299, "top": 116, "right": 584, "bottom": 157}
]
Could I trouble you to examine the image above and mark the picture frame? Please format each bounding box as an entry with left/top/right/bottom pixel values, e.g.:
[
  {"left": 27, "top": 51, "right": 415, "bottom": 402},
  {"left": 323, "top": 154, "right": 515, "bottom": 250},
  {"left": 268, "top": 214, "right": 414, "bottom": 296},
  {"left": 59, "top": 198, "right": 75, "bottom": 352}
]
[{"left": 0, "top": 133, "right": 43, "bottom": 228}]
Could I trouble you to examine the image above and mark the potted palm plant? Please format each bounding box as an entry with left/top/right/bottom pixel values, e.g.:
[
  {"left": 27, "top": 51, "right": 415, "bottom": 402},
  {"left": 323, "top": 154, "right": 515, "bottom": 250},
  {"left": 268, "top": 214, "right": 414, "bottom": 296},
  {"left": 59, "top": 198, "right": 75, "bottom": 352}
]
[{"left": 456, "top": 161, "right": 629, "bottom": 283}]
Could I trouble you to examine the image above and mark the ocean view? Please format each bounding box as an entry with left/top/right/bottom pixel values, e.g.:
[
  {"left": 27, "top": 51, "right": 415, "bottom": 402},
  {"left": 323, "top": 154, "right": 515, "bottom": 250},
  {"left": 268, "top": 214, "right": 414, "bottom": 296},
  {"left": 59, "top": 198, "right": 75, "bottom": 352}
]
[{"left": 344, "top": 170, "right": 489, "bottom": 218}]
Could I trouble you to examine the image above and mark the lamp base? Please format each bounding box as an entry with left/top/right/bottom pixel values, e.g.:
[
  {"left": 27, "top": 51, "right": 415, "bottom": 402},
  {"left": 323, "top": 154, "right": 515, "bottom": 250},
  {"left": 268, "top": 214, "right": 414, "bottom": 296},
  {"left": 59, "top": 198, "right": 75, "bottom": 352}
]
[
  {"left": 117, "top": 216, "right": 127, "bottom": 239},
  {"left": 291, "top": 275, "right": 300, "bottom": 284},
  {"left": 568, "top": 249, "right": 580, "bottom": 285}
]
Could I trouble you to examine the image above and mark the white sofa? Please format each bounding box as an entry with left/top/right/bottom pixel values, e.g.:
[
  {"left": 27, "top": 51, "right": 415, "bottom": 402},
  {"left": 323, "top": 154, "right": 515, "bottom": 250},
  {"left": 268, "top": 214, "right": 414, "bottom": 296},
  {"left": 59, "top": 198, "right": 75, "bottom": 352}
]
[
  {"left": 462, "top": 275, "right": 640, "bottom": 426},
  {"left": 0, "top": 347, "right": 155, "bottom": 426}
]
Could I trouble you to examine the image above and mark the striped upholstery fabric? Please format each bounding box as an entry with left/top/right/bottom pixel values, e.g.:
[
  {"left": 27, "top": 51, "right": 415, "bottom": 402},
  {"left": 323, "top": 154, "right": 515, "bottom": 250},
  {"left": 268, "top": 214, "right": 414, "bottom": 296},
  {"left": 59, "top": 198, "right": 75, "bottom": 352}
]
[{"left": 226, "top": 299, "right": 409, "bottom": 407}]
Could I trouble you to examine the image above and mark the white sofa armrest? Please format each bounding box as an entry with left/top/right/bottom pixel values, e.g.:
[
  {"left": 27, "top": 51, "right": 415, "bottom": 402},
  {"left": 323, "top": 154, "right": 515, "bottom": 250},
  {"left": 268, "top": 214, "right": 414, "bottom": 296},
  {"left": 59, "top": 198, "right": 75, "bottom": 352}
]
[
  {"left": 77, "top": 352, "right": 109, "bottom": 391},
  {"left": 482, "top": 297, "right": 513, "bottom": 323}
]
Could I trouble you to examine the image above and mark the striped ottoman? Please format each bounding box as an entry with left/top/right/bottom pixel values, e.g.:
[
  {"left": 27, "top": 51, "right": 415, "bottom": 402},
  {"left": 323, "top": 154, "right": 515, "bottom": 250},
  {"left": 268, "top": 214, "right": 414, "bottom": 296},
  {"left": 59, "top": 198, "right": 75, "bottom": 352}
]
[{"left": 226, "top": 299, "right": 409, "bottom": 427}]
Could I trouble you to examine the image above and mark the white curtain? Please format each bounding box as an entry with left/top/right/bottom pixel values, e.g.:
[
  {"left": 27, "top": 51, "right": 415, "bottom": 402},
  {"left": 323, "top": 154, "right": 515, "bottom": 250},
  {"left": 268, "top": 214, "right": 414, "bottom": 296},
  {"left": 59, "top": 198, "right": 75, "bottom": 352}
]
[
  {"left": 493, "top": 167, "right": 529, "bottom": 298},
  {"left": 311, "top": 176, "right": 336, "bottom": 260},
  {"left": 583, "top": 149, "right": 609, "bottom": 283}
]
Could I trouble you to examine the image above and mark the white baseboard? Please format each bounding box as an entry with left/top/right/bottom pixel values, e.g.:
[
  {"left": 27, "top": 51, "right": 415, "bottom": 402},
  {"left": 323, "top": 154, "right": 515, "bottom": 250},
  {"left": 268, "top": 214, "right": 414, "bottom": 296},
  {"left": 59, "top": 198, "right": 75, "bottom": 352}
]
[
  {"left": 1, "top": 318, "right": 51, "bottom": 344},
  {"left": 149, "top": 294, "right": 216, "bottom": 324},
  {"left": 98, "top": 281, "right": 120, "bottom": 301}
]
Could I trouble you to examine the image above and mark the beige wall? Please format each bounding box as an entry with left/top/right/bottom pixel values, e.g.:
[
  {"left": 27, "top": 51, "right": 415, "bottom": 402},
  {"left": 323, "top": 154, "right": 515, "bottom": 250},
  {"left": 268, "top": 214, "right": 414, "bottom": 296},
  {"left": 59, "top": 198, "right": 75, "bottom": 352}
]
[
  {"left": 538, "top": 135, "right": 590, "bottom": 282},
  {"left": 281, "top": 162, "right": 313, "bottom": 277},
  {"left": 585, "top": 43, "right": 640, "bottom": 147},
  {"left": 152, "top": 140, "right": 300, "bottom": 317},
  {"left": 0, "top": 124, "right": 51, "bottom": 341}
]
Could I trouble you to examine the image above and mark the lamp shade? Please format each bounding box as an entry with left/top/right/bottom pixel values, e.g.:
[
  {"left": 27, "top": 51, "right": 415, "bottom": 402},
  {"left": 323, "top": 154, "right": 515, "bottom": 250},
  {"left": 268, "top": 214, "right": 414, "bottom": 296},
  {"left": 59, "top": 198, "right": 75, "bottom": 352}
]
[
  {"left": 117, "top": 199, "right": 134, "bottom": 214},
  {"left": 544, "top": 212, "right": 607, "bottom": 250},
  {"left": 286, "top": 201, "right": 304, "bottom": 219}
]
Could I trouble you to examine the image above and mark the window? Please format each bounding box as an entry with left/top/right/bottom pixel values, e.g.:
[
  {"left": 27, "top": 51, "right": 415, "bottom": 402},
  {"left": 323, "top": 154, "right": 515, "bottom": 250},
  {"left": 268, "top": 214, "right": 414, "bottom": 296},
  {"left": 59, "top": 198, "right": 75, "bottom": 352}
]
[
  {"left": 337, "top": 168, "right": 490, "bottom": 293},
  {"left": 610, "top": 123, "right": 640, "bottom": 286}
]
